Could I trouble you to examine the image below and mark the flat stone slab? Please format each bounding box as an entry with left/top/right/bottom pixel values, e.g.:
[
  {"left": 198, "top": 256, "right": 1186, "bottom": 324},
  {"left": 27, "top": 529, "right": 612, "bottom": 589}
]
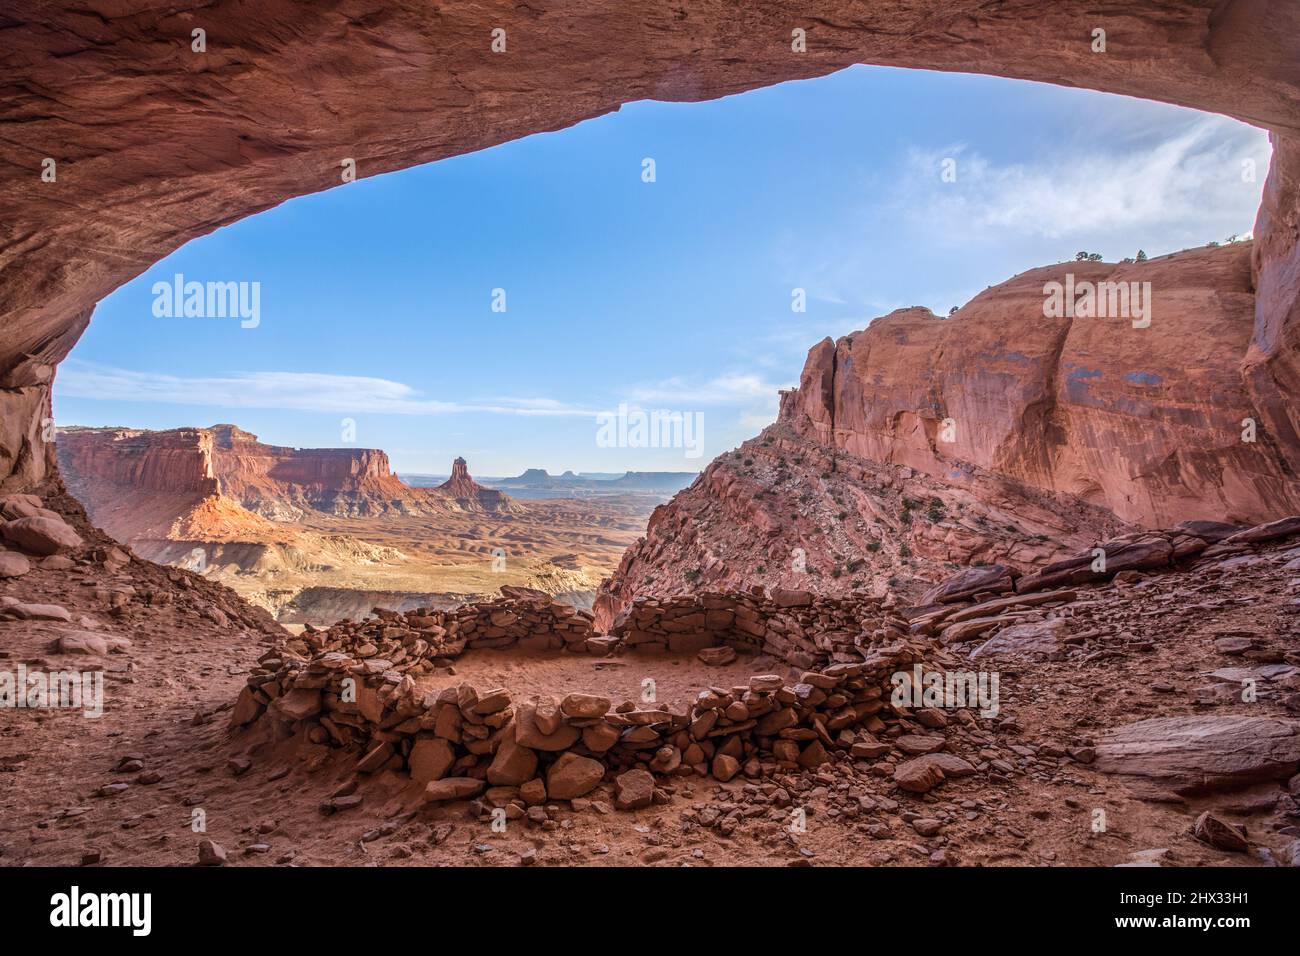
[
  {"left": 1206, "top": 665, "right": 1298, "bottom": 685},
  {"left": 1095, "top": 715, "right": 1300, "bottom": 795},
  {"left": 971, "top": 619, "right": 1070, "bottom": 660}
]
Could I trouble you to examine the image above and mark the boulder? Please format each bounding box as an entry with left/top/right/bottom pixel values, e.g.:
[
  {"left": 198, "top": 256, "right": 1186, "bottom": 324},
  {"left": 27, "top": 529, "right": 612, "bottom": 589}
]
[
  {"left": 2, "top": 601, "right": 71, "bottom": 622},
  {"left": 1223, "top": 515, "right": 1300, "bottom": 544},
  {"left": 355, "top": 742, "right": 394, "bottom": 773},
  {"left": 895, "top": 734, "right": 946, "bottom": 755},
  {"left": 797, "top": 740, "right": 830, "bottom": 768},
  {"left": 581, "top": 721, "right": 620, "bottom": 753},
  {"left": 51, "top": 630, "right": 130, "bottom": 655},
  {"left": 1, "top": 515, "right": 83, "bottom": 555},
  {"left": 614, "top": 768, "right": 655, "bottom": 810},
  {"left": 0, "top": 494, "right": 43, "bottom": 520},
  {"left": 1017, "top": 535, "right": 1173, "bottom": 593},
  {"left": 0, "top": 552, "right": 31, "bottom": 578},
  {"left": 514, "top": 702, "right": 580, "bottom": 750},
  {"left": 971, "top": 619, "right": 1070, "bottom": 660},
  {"left": 1095, "top": 715, "right": 1300, "bottom": 794},
  {"left": 229, "top": 686, "right": 265, "bottom": 727},
  {"left": 921, "top": 565, "right": 1016, "bottom": 605},
  {"left": 1192, "top": 812, "right": 1249, "bottom": 853},
  {"left": 422, "top": 777, "right": 485, "bottom": 803},
  {"left": 560, "top": 693, "right": 611, "bottom": 719},
  {"left": 943, "top": 588, "right": 1076, "bottom": 624},
  {"left": 770, "top": 588, "right": 813, "bottom": 608},
  {"left": 409, "top": 738, "right": 456, "bottom": 783},
  {"left": 196, "top": 840, "right": 228, "bottom": 867},
  {"left": 939, "top": 614, "right": 1018, "bottom": 645},
  {"left": 906, "top": 752, "right": 976, "bottom": 778},
  {"left": 894, "top": 756, "right": 948, "bottom": 793},
  {"left": 270, "top": 688, "right": 321, "bottom": 722},
  {"left": 546, "top": 753, "right": 605, "bottom": 799},
  {"left": 712, "top": 753, "right": 741, "bottom": 781},
  {"left": 486, "top": 732, "right": 538, "bottom": 786},
  {"left": 1173, "top": 520, "right": 1246, "bottom": 543}
]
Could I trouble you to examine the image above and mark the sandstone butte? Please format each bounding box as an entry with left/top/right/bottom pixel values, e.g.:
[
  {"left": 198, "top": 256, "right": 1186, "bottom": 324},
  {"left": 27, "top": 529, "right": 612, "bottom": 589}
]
[{"left": 55, "top": 425, "right": 518, "bottom": 551}]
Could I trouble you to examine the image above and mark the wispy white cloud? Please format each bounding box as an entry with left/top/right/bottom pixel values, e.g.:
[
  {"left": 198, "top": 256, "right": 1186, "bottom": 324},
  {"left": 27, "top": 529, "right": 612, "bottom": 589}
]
[
  {"left": 612, "top": 372, "right": 787, "bottom": 443},
  {"left": 57, "top": 361, "right": 599, "bottom": 418},
  {"left": 770, "top": 110, "right": 1269, "bottom": 319},
  {"left": 737, "top": 410, "right": 779, "bottom": 432},
  {"left": 625, "top": 372, "right": 784, "bottom": 406},
  {"left": 896, "top": 115, "right": 1269, "bottom": 242}
]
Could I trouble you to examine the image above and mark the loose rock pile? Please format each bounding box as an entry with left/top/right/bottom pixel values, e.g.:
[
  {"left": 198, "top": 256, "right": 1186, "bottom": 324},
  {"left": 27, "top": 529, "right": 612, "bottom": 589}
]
[
  {"left": 233, "top": 589, "right": 938, "bottom": 808},
  {"left": 607, "top": 587, "right": 907, "bottom": 669},
  {"left": 274, "top": 597, "right": 598, "bottom": 668},
  {"left": 907, "top": 515, "right": 1300, "bottom": 647},
  {"left": 266, "top": 585, "right": 908, "bottom": 678},
  {"left": 1, "top": 493, "right": 84, "bottom": 562}
]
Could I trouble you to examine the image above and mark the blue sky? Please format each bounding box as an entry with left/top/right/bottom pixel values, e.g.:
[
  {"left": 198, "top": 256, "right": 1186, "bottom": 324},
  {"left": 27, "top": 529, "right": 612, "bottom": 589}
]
[{"left": 56, "top": 66, "right": 1269, "bottom": 475}]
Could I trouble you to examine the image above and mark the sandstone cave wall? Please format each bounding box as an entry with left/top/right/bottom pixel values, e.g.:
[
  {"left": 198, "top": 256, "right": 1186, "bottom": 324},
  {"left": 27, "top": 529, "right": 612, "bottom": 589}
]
[{"left": 2, "top": 1, "right": 1300, "bottom": 499}]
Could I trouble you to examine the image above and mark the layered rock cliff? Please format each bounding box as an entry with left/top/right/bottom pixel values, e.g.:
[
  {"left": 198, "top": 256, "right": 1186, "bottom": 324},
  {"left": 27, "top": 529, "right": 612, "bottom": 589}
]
[
  {"left": 59, "top": 424, "right": 420, "bottom": 524},
  {"left": 58, "top": 426, "right": 220, "bottom": 499},
  {"left": 594, "top": 242, "right": 1300, "bottom": 626},
  {"left": 783, "top": 243, "right": 1300, "bottom": 528},
  {"left": 206, "top": 424, "right": 429, "bottom": 519},
  {"left": 57, "top": 426, "right": 520, "bottom": 527}
]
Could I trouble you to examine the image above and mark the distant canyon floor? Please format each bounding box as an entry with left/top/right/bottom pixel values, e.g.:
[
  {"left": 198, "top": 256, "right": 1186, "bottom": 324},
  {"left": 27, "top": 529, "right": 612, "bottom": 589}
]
[{"left": 209, "top": 493, "right": 665, "bottom": 626}]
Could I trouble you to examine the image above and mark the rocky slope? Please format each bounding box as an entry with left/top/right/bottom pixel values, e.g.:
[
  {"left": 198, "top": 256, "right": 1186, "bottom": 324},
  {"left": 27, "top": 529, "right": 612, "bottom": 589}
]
[
  {"left": 594, "top": 422, "right": 1131, "bottom": 629},
  {"left": 597, "top": 245, "right": 1291, "bottom": 627},
  {"left": 5, "top": 482, "right": 1299, "bottom": 868}
]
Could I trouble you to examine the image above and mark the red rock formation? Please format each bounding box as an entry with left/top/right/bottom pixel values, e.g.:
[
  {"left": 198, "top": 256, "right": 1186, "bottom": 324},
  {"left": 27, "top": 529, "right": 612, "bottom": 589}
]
[
  {"left": 432, "top": 457, "right": 522, "bottom": 514},
  {"left": 58, "top": 427, "right": 220, "bottom": 498},
  {"left": 207, "top": 424, "right": 423, "bottom": 518},
  {"left": 595, "top": 243, "right": 1300, "bottom": 626},
  {"left": 55, "top": 426, "right": 244, "bottom": 548},
  {"left": 57, "top": 427, "right": 524, "bottom": 546},
  {"left": 1246, "top": 133, "right": 1300, "bottom": 476},
  {"left": 2, "top": 2, "right": 1300, "bottom": 495},
  {"left": 593, "top": 418, "right": 1133, "bottom": 630},
  {"left": 437, "top": 457, "right": 479, "bottom": 498},
  {"left": 58, "top": 424, "right": 434, "bottom": 521},
  {"left": 781, "top": 244, "right": 1300, "bottom": 528}
]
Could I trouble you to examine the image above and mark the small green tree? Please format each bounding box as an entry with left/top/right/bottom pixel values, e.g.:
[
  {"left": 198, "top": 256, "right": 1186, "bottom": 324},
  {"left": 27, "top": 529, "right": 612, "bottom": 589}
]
[{"left": 1135, "top": 249, "right": 1147, "bottom": 262}]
